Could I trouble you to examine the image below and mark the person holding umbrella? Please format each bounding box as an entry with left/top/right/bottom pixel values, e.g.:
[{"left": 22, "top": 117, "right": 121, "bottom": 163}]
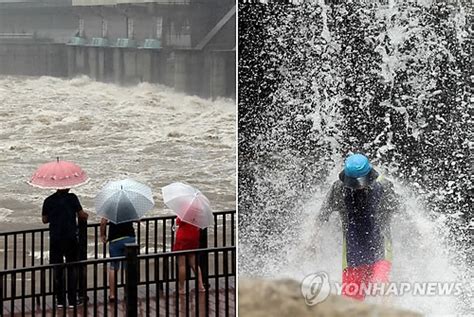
[
  {"left": 99, "top": 218, "right": 136, "bottom": 301},
  {"left": 30, "top": 158, "right": 90, "bottom": 308},
  {"left": 162, "top": 182, "right": 214, "bottom": 295},
  {"left": 173, "top": 213, "right": 206, "bottom": 295},
  {"left": 95, "top": 179, "right": 154, "bottom": 301}
]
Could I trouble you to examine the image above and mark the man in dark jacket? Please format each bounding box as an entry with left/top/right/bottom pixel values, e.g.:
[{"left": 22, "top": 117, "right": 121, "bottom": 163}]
[
  {"left": 319, "top": 153, "right": 402, "bottom": 301},
  {"left": 42, "top": 188, "right": 88, "bottom": 308}
]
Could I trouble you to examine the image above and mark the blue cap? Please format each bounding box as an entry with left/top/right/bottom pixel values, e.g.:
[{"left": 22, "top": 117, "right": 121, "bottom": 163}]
[
  {"left": 344, "top": 154, "right": 372, "bottom": 178},
  {"left": 339, "top": 154, "right": 378, "bottom": 189}
]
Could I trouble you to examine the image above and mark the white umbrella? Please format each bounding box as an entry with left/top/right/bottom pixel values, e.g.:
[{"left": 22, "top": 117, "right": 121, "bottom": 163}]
[
  {"left": 162, "top": 182, "right": 214, "bottom": 229},
  {"left": 95, "top": 179, "right": 154, "bottom": 224}
]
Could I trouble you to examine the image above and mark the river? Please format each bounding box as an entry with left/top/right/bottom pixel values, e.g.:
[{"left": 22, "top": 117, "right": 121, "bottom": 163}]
[{"left": 0, "top": 75, "right": 236, "bottom": 231}]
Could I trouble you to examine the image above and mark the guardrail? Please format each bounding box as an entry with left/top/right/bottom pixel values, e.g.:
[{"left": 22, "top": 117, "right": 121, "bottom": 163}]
[
  {"left": 1, "top": 245, "right": 236, "bottom": 316},
  {"left": 0, "top": 33, "right": 34, "bottom": 39},
  {"left": 0, "top": 210, "right": 236, "bottom": 316},
  {"left": 0, "top": 210, "right": 236, "bottom": 270}
]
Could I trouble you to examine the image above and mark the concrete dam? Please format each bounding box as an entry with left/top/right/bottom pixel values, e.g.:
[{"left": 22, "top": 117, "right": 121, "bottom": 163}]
[{"left": 0, "top": 0, "right": 235, "bottom": 99}]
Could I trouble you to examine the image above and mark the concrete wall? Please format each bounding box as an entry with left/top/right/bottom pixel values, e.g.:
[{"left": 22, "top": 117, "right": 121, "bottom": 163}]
[
  {"left": 0, "top": 8, "right": 76, "bottom": 43},
  {"left": 73, "top": 0, "right": 116, "bottom": 5},
  {"left": 64, "top": 44, "right": 235, "bottom": 98},
  {"left": 69, "top": 5, "right": 219, "bottom": 48},
  {"left": 0, "top": 0, "right": 235, "bottom": 98},
  {"left": 0, "top": 41, "right": 234, "bottom": 98},
  {"left": 79, "top": 9, "right": 158, "bottom": 42},
  {"left": 0, "top": 2, "right": 233, "bottom": 48},
  {"left": 0, "top": 41, "right": 68, "bottom": 76},
  {"left": 205, "top": 11, "right": 236, "bottom": 50},
  {"left": 72, "top": 0, "right": 190, "bottom": 5},
  {"left": 0, "top": 0, "right": 72, "bottom": 8}
]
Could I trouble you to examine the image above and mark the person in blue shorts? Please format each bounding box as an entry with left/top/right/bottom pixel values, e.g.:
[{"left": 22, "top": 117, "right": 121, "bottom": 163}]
[{"left": 100, "top": 218, "right": 136, "bottom": 301}]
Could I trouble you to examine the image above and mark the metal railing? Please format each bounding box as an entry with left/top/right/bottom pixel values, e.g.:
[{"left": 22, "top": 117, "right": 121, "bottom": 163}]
[
  {"left": 1, "top": 245, "right": 236, "bottom": 316},
  {"left": 0, "top": 210, "right": 235, "bottom": 270},
  {"left": 0, "top": 210, "right": 236, "bottom": 316},
  {"left": 0, "top": 33, "right": 34, "bottom": 39}
]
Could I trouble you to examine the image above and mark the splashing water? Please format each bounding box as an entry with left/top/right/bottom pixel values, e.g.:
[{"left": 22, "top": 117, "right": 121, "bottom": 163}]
[
  {"left": 239, "top": 1, "right": 472, "bottom": 315},
  {"left": 277, "top": 179, "right": 471, "bottom": 316}
]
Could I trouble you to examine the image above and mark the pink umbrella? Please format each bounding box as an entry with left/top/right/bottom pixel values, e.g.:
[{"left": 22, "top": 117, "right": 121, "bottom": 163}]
[{"left": 28, "top": 158, "right": 89, "bottom": 189}]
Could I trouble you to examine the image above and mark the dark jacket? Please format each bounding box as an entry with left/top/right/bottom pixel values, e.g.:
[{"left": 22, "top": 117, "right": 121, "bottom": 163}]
[
  {"left": 42, "top": 191, "right": 82, "bottom": 241},
  {"left": 319, "top": 175, "right": 402, "bottom": 267}
]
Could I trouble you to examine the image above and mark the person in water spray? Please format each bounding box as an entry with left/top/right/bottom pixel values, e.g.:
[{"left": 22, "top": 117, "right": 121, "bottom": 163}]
[{"left": 319, "top": 153, "right": 402, "bottom": 301}]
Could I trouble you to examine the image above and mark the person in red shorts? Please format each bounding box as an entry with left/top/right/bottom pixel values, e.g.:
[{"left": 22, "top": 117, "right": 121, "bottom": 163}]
[
  {"left": 173, "top": 217, "right": 205, "bottom": 295},
  {"left": 319, "top": 154, "right": 402, "bottom": 301}
]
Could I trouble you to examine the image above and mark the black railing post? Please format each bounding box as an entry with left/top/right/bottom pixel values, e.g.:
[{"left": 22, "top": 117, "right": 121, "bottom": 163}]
[
  {"left": 0, "top": 272, "right": 4, "bottom": 314},
  {"left": 125, "top": 243, "right": 139, "bottom": 317},
  {"left": 78, "top": 218, "right": 88, "bottom": 302},
  {"left": 199, "top": 228, "right": 209, "bottom": 289}
]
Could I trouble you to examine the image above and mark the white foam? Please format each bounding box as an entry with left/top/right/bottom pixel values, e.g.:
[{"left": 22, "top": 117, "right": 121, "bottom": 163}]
[
  {"left": 0, "top": 75, "right": 236, "bottom": 228},
  {"left": 240, "top": 177, "right": 472, "bottom": 315},
  {"left": 0, "top": 208, "right": 13, "bottom": 222}
]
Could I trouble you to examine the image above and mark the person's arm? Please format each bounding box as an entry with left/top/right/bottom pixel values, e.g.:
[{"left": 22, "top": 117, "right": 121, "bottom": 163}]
[
  {"left": 41, "top": 199, "right": 49, "bottom": 224},
  {"left": 71, "top": 194, "right": 88, "bottom": 221},
  {"left": 100, "top": 218, "right": 108, "bottom": 244},
  {"left": 77, "top": 209, "right": 89, "bottom": 221}
]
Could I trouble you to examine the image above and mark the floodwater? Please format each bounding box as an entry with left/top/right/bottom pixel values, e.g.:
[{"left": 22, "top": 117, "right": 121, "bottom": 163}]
[{"left": 0, "top": 75, "right": 236, "bottom": 232}]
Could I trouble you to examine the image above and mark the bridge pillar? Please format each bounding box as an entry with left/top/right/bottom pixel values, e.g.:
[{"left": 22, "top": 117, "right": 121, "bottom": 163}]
[
  {"left": 67, "top": 46, "right": 76, "bottom": 77},
  {"left": 174, "top": 50, "right": 188, "bottom": 93},
  {"left": 112, "top": 47, "right": 123, "bottom": 84},
  {"left": 209, "top": 51, "right": 227, "bottom": 99}
]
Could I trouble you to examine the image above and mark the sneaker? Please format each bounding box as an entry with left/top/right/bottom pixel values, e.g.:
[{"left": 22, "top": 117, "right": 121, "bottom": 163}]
[{"left": 56, "top": 303, "right": 65, "bottom": 309}]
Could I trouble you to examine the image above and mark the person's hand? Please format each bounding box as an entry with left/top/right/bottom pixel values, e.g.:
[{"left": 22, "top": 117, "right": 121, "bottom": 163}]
[
  {"left": 78, "top": 210, "right": 89, "bottom": 221},
  {"left": 101, "top": 235, "right": 107, "bottom": 244}
]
